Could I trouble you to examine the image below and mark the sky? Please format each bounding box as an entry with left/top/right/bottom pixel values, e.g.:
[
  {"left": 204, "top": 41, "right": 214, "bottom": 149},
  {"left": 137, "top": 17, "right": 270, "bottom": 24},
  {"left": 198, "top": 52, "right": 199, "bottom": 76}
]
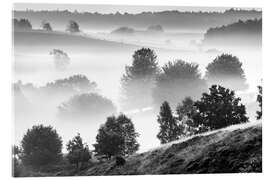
[{"left": 13, "top": 3, "right": 259, "bottom": 14}]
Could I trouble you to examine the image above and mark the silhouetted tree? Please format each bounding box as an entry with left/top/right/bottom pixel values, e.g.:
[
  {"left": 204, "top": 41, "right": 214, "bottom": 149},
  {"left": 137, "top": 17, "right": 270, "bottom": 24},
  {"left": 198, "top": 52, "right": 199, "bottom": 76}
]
[
  {"left": 157, "top": 101, "right": 182, "bottom": 144},
  {"left": 13, "top": 18, "right": 32, "bottom": 30},
  {"left": 58, "top": 93, "right": 116, "bottom": 120},
  {"left": 66, "top": 20, "right": 80, "bottom": 33},
  {"left": 50, "top": 49, "right": 70, "bottom": 70},
  {"left": 94, "top": 114, "right": 139, "bottom": 158},
  {"left": 176, "top": 97, "right": 197, "bottom": 136},
  {"left": 205, "top": 54, "right": 248, "bottom": 91},
  {"left": 41, "top": 20, "right": 52, "bottom": 31},
  {"left": 256, "top": 85, "right": 262, "bottom": 120},
  {"left": 120, "top": 48, "right": 159, "bottom": 110},
  {"left": 20, "top": 125, "right": 63, "bottom": 169},
  {"left": 153, "top": 60, "right": 207, "bottom": 109},
  {"left": 193, "top": 85, "right": 248, "bottom": 133},
  {"left": 66, "top": 133, "right": 91, "bottom": 169}
]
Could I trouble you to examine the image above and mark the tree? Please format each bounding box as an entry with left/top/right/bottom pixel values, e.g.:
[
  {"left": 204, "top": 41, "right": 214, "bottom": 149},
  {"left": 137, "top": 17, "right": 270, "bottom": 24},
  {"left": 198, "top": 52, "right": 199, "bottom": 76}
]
[
  {"left": 193, "top": 85, "right": 248, "bottom": 132},
  {"left": 50, "top": 49, "right": 70, "bottom": 70},
  {"left": 66, "top": 20, "right": 80, "bottom": 33},
  {"left": 256, "top": 85, "right": 262, "bottom": 120},
  {"left": 43, "top": 74, "right": 97, "bottom": 95},
  {"left": 66, "top": 133, "right": 91, "bottom": 169},
  {"left": 12, "top": 145, "right": 22, "bottom": 177},
  {"left": 157, "top": 101, "right": 182, "bottom": 144},
  {"left": 13, "top": 18, "right": 32, "bottom": 30},
  {"left": 41, "top": 20, "right": 52, "bottom": 31},
  {"left": 20, "top": 125, "right": 63, "bottom": 169},
  {"left": 111, "top": 27, "right": 135, "bottom": 35},
  {"left": 205, "top": 54, "right": 248, "bottom": 91},
  {"left": 147, "top": 25, "right": 164, "bottom": 33},
  {"left": 58, "top": 93, "right": 117, "bottom": 120},
  {"left": 93, "top": 114, "right": 139, "bottom": 158},
  {"left": 176, "top": 97, "right": 197, "bottom": 136},
  {"left": 153, "top": 60, "right": 207, "bottom": 109},
  {"left": 120, "top": 48, "right": 160, "bottom": 110}
]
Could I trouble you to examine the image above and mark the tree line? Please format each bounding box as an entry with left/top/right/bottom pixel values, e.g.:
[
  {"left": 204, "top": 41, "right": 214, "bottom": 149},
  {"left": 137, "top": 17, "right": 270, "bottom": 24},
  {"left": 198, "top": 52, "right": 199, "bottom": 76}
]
[
  {"left": 13, "top": 18, "right": 80, "bottom": 33},
  {"left": 120, "top": 48, "right": 248, "bottom": 110}
]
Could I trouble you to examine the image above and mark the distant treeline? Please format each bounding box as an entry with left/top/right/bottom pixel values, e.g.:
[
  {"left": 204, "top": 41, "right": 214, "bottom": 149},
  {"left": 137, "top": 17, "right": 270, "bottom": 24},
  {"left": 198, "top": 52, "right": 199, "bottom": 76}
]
[
  {"left": 203, "top": 18, "right": 262, "bottom": 46},
  {"left": 13, "top": 8, "right": 261, "bottom": 31}
]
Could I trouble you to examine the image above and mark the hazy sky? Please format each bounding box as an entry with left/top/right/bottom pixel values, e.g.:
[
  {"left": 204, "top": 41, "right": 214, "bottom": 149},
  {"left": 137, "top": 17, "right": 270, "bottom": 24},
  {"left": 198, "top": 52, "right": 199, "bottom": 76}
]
[{"left": 13, "top": 3, "right": 258, "bottom": 14}]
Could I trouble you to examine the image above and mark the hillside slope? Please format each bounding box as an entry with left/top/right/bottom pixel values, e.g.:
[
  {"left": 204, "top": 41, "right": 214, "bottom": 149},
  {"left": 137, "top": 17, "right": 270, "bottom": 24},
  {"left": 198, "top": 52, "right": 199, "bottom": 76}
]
[{"left": 81, "top": 121, "right": 262, "bottom": 175}]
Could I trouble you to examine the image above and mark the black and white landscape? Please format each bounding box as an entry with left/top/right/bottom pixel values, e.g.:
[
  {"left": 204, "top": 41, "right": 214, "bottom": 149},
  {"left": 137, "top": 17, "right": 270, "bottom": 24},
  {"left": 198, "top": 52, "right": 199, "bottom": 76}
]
[{"left": 12, "top": 3, "right": 262, "bottom": 177}]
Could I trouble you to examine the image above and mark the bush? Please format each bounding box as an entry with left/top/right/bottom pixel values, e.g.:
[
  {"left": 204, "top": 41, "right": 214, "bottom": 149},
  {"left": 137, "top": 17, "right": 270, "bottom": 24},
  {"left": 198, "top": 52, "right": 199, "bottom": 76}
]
[
  {"left": 20, "top": 125, "right": 63, "bottom": 169},
  {"left": 193, "top": 85, "right": 248, "bottom": 132},
  {"left": 94, "top": 114, "right": 139, "bottom": 158}
]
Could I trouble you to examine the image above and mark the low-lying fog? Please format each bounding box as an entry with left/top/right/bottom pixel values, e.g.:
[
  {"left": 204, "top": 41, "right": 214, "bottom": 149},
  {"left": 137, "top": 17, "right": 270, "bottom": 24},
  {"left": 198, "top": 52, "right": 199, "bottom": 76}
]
[{"left": 13, "top": 30, "right": 262, "bottom": 152}]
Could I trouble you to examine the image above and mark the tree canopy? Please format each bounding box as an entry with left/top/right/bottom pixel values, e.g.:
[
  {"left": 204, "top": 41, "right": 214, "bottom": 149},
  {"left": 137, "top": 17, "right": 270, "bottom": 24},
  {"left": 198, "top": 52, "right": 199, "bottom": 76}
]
[
  {"left": 120, "top": 48, "right": 159, "bottom": 110},
  {"left": 93, "top": 114, "right": 139, "bottom": 158},
  {"left": 66, "top": 133, "right": 91, "bottom": 169},
  {"left": 20, "top": 125, "right": 63, "bottom": 169},
  {"left": 193, "top": 85, "right": 248, "bottom": 132},
  {"left": 205, "top": 54, "right": 248, "bottom": 91},
  {"left": 58, "top": 93, "right": 116, "bottom": 120},
  {"left": 157, "top": 101, "right": 182, "bottom": 144},
  {"left": 50, "top": 49, "right": 70, "bottom": 70},
  {"left": 41, "top": 20, "right": 52, "bottom": 31},
  {"left": 13, "top": 18, "right": 32, "bottom": 30},
  {"left": 66, "top": 20, "right": 80, "bottom": 33},
  {"left": 153, "top": 59, "right": 207, "bottom": 109}
]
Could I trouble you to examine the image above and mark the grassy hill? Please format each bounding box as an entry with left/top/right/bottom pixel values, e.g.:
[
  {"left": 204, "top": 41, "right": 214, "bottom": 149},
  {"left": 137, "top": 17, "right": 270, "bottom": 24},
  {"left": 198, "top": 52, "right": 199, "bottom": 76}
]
[
  {"left": 49, "top": 121, "right": 261, "bottom": 176},
  {"left": 17, "top": 121, "right": 262, "bottom": 177}
]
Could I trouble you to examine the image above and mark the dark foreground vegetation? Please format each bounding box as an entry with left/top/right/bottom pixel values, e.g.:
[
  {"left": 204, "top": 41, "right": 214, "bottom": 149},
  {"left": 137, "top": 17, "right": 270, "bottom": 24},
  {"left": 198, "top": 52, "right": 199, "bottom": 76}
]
[{"left": 13, "top": 122, "right": 262, "bottom": 176}]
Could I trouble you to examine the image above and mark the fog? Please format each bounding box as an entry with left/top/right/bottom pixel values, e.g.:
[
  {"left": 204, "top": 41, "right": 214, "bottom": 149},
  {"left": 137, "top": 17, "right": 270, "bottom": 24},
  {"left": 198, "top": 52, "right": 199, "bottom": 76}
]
[{"left": 13, "top": 26, "right": 261, "bottom": 152}]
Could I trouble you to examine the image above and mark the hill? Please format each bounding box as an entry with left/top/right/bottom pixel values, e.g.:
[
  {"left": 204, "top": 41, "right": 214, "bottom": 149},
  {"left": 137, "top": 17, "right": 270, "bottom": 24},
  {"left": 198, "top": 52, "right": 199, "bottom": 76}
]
[
  {"left": 202, "top": 19, "right": 262, "bottom": 48},
  {"left": 35, "top": 121, "right": 261, "bottom": 176},
  {"left": 13, "top": 30, "right": 140, "bottom": 53}
]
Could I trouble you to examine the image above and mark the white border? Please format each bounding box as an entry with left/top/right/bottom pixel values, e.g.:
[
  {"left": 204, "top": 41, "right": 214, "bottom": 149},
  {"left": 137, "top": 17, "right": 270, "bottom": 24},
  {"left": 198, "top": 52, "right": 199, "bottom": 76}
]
[{"left": 1, "top": 0, "right": 269, "bottom": 179}]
